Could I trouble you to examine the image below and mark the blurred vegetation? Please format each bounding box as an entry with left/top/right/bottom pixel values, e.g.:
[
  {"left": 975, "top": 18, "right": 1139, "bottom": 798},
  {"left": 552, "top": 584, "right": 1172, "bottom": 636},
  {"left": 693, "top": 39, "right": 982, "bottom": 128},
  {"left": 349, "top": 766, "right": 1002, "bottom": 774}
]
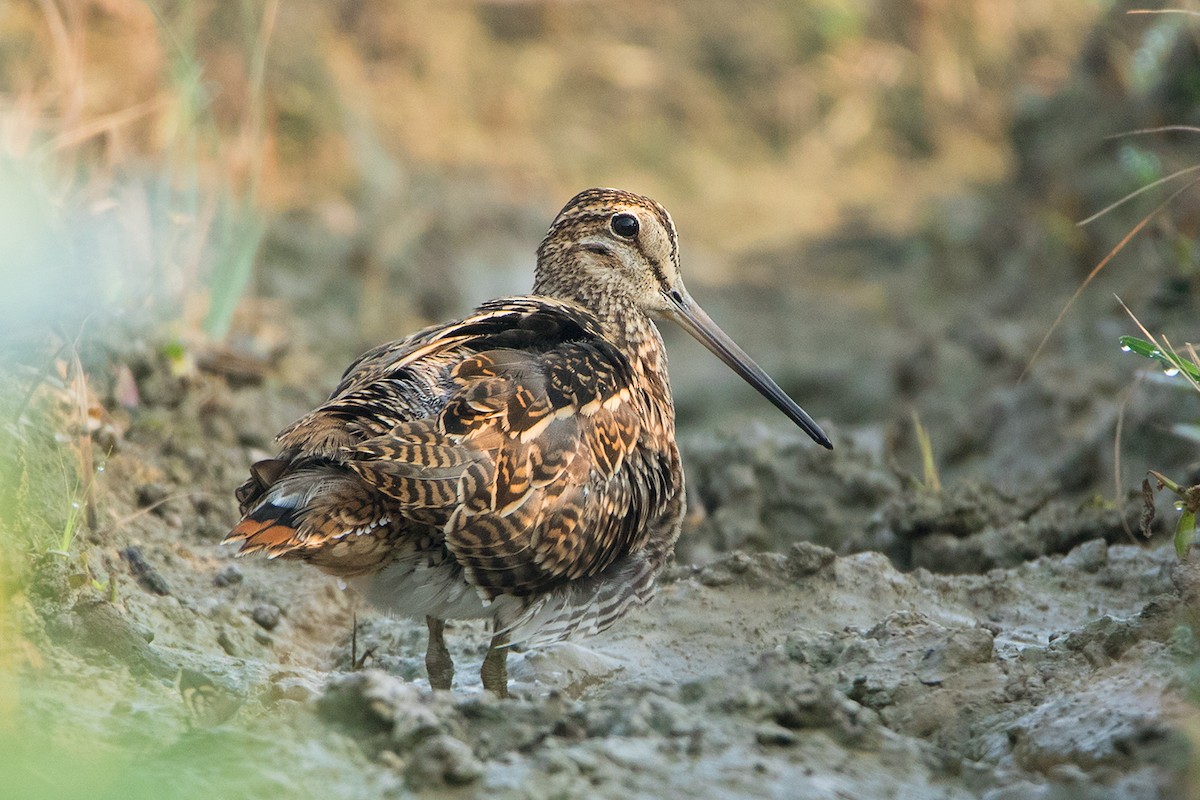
[
  {"left": 1, "top": 0, "right": 1200, "bottom": 796},
  {"left": 1121, "top": 332, "right": 1200, "bottom": 557},
  {"left": 2, "top": 0, "right": 1195, "bottom": 342},
  {"left": 0, "top": 0, "right": 1113, "bottom": 317}
]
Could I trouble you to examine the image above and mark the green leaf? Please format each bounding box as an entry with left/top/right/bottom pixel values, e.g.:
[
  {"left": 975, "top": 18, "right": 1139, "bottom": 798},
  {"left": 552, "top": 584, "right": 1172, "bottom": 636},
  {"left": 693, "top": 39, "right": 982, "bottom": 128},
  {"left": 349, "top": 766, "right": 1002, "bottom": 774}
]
[
  {"left": 1119, "top": 335, "right": 1200, "bottom": 382},
  {"left": 1175, "top": 509, "right": 1196, "bottom": 559},
  {"left": 162, "top": 340, "right": 187, "bottom": 361}
]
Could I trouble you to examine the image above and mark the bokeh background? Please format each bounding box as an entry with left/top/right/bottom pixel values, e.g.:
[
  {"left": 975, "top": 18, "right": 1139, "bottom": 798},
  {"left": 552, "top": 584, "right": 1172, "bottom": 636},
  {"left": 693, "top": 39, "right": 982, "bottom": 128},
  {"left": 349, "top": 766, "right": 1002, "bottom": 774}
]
[
  {"left": 3, "top": 1, "right": 1200, "bottom": 797},
  {"left": 4, "top": 0, "right": 1198, "bottom": 422}
]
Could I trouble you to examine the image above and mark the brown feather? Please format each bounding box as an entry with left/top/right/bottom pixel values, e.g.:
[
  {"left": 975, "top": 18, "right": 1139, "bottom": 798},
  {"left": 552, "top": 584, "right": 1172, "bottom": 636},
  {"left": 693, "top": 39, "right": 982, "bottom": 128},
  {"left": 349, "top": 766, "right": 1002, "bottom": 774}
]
[
  {"left": 224, "top": 188, "right": 784, "bottom": 657},
  {"left": 227, "top": 518, "right": 299, "bottom": 554}
]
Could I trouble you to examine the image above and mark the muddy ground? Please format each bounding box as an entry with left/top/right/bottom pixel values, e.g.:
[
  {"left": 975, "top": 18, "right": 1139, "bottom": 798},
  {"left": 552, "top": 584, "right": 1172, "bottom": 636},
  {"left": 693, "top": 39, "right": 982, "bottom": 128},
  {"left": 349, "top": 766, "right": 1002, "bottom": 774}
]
[
  {"left": 8, "top": 240, "right": 1200, "bottom": 800},
  {"left": 7, "top": 6, "right": 1200, "bottom": 800}
]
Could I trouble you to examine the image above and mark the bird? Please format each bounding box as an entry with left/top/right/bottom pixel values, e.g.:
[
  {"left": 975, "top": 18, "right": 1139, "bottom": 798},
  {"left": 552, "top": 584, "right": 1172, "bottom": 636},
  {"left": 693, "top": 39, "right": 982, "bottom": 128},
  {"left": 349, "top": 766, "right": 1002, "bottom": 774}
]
[{"left": 225, "top": 188, "right": 832, "bottom": 696}]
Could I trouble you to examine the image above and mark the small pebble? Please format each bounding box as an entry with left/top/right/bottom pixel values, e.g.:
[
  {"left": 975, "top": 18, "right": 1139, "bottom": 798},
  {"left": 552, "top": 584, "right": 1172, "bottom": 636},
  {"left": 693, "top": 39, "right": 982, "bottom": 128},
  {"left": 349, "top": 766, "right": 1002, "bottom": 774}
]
[
  {"left": 755, "top": 723, "right": 798, "bottom": 747},
  {"left": 252, "top": 604, "right": 282, "bottom": 630},
  {"left": 214, "top": 565, "right": 244, "bottom": 587}
]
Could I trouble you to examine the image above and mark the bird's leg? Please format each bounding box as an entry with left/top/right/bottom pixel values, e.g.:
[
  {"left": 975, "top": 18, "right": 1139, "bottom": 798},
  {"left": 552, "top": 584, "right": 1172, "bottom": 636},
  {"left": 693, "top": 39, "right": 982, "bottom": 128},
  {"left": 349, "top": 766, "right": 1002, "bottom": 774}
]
[
  {"left": 425, "top": 616, "right": 454, "bottom": 690},
  {"left": 350, "top": 611, "right": 377, "bottom": 670},
  {"left": 480, "top": 627, "right": 510, "bottom": 698}
]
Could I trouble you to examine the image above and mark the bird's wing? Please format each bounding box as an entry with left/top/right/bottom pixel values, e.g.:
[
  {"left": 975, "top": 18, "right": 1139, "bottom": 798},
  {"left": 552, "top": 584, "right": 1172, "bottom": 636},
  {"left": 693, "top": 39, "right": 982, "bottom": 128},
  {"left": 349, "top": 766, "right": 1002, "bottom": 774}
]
[
  {"left": 228, "top": 299, "right": 580, "bottom": 557},
  {"left": 335, "top": 298, "right": 673, "bottom": 598},
  {"left": 229, "top": 298, "right": 673, "bottom": 597}
]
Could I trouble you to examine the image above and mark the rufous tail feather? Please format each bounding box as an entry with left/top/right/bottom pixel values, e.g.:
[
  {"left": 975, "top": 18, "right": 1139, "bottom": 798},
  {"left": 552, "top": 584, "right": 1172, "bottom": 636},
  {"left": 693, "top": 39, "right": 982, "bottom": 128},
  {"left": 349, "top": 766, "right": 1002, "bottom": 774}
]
[{"left": 225, "top": 503, "right": 302, "bottom": 557}]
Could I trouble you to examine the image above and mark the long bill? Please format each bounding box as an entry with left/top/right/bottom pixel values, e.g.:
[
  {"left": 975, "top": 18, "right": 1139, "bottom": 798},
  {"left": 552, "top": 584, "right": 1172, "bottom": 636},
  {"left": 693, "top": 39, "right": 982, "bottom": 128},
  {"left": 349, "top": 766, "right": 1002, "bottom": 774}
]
[{"left": 667, "top": 290, "right": 833, "bottom": 449}]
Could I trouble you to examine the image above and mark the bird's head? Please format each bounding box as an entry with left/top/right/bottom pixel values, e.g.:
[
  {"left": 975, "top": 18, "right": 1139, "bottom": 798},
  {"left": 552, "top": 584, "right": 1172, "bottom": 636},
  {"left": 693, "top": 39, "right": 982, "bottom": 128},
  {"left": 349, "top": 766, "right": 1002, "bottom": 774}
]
[{"left": 535, "top": 187, "right": 832, "bottom": 449}]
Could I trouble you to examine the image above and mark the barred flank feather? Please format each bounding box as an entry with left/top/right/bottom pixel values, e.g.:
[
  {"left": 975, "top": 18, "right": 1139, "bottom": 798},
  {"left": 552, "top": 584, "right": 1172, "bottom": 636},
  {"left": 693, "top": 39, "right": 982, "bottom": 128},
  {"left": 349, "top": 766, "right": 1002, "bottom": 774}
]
[{"left": 499, "top": 552, "right": 660, "bottom": 647}]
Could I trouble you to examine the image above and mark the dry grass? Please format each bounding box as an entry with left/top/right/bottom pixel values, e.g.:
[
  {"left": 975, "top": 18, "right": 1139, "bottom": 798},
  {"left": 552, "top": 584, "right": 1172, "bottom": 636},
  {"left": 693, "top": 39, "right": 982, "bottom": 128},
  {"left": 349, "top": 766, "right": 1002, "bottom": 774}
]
[
  {"left": 0, "top": 0, "right": 278, "bottom": 713},
  {"left": 0, "top": 0, "right": 278, "bottom": 348},
  {"left": 2, "top": 0, "right": 1102, "bottom": 257}
]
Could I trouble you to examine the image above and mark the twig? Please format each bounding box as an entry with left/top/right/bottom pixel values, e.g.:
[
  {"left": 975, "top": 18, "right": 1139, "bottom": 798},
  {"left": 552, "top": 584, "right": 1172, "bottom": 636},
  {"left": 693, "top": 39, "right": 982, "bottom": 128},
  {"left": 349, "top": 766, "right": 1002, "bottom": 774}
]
[
  {"left": 102, "top": 491, "right": 220, "bottom": 534},
  {"left": 1077, "top": 164, "right": 1200, "bottom": 226},
  {"left": 65, "top": 341, "right": 97, "bottom": 532},
  {"left": 43, "top": 96, "right": 168, "bottom": 153},
  {"left": 1104, "top": 125, "right": 1200, "bottom": 139},
  {"left": 1127, "top": 9, "right": 1200, "bottom": 18},
  {"left": 1113, "top": 372, "right": 1145, "bottom": 545}
]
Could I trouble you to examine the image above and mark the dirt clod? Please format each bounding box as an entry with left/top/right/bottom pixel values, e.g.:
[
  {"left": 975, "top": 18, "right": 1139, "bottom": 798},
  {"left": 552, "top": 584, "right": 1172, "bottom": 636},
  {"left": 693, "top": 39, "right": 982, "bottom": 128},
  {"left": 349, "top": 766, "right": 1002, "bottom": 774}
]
[
  {"left": 251, "top": 604, "right": 282, "bottom": 630},
  {"left": 213, "top": 565, "right": 244, "bottom": 587},
  {"left": 120, "top": 546, "right": 171, "bottom": 596},
  {"left": 405, "top": 734, "right": 485, "bottom": 788}
]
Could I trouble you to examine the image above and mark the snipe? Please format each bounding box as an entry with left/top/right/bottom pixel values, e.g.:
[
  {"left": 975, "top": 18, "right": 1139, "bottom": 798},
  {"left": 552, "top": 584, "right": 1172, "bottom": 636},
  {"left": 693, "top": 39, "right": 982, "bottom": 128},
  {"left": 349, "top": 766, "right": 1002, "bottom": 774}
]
[{"left": 226, "top": 188, "right": 831, "bottom": 696}]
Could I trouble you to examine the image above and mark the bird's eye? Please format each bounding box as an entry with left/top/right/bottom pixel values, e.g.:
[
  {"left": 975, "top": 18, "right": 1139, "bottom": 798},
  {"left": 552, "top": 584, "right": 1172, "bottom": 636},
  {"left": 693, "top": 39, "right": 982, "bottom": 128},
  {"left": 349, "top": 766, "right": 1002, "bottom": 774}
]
[{"left": 610, "top": 213, "right": 640, "bottom": 239}]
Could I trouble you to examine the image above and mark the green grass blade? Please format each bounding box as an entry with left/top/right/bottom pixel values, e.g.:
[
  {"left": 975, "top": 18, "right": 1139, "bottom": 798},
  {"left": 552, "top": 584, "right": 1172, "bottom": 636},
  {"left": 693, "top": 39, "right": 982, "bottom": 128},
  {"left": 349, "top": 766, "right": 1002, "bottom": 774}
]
[
  {"left": 202, "top": 213, "right": 263, "bottom": 341},
  {"left": 1119, "top": 335, "right": 1200, "bottom": 382},
  {"left": 1176, "top": 510, "right": 1196, "bottom": 559}
]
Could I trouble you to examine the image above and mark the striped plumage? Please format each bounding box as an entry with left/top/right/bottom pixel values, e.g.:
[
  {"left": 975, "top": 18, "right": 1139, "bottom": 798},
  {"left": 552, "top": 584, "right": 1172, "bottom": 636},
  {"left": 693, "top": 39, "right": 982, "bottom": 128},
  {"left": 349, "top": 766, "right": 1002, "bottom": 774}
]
[{"left": 226, "top": 188, "right": 831, "bottom": 696}]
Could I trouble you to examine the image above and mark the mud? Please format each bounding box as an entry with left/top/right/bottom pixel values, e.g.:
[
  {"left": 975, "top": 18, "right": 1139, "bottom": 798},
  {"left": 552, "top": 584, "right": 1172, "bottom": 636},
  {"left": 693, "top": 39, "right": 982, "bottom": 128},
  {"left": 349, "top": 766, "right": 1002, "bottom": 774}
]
[
  {"left": 9, "top": 9, "right": 1200, "bottom": 798},
  {"left": 8, "top": 340, "right": 1197, "bottom": 799}
]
